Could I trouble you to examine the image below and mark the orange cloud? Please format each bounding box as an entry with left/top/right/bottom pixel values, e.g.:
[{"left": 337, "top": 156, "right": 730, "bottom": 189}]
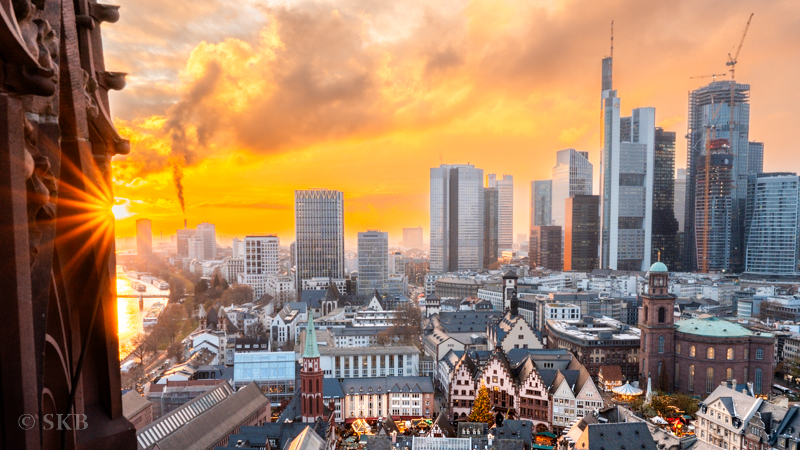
[{"left": 108, "top": 0, "right": 800, "bottom": 245}]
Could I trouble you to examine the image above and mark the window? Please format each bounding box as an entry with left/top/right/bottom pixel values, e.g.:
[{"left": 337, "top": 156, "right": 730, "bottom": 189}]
[
  {"left": 674, "top": 363, "right": 680, "bottom": 388},
  {"left": 756, "top": 348, "right": 764, "bottom": 360},
  {"left": 727, "top": 368, "right": 733, "bottom": 381},
  {"left": 707, "top": 347, "right": 715, "bottom": 360},
  {"left": 755, "top": 368, "right": 763, "bottom": 394},
  {"left": 658, "top": 336, "right": 665, "bottom": 354},
  {"left": 658, "top": 307, "right": 666, "bottom": 323},
  {"left": 743, "top": 367, "right": 748, "bottom": 384},
  {"left": 727, "top": 348, "right": 734, "bottom": 360},
  {"left": 744, "top": 348, "right": 749, "bottom": 359},
  {"left": 690, "top": 346, "right": 696, "bottom": 357},
  {"left": 706, "top": 367, "right": 714, "bottom": 393},
  {"left": 676, "top": 343, "right": 681, "bottom": 354},
  {"left": 688, "top": 365, "right": 695, "bottom": 391}
]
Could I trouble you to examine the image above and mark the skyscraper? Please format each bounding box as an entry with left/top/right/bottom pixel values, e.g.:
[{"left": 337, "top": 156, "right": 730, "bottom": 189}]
[
  {"left": 564, "top": 195, "right": 599, "bottom": 271},
  {"left": 402, "top": 227, "right": 424, "bottom": 249},
  {"left": 748, "top": 141, "right": 764, "bottom": 175},
  {"left": 196, "top": 222, "right": 217, "bottom": 260},
  {"left": 651, "top": 128, "right": 680, "bottom": 269},
  {"left": 176, "top": 220, "right": 195, "bottom": 257},
  {"left": 674, "top": 169, "right": 687, "bottom": 232},
  {"left": 357, "top": 230, "right": 389, "bottom": 295},
  {"left": 552, "top": 149, "right": 593, "bottom": 230},
  {"left": 745, "top": 172, "right": 800, "bottom": 276},
  {"left": 430, "top": 164, "right": 484, "bottom": 273},
  {"left": 530, "top": 180, "right": 552, "bottom": 228},
  {"left": 600, "top": 54, "right": 620, "bottom": 270},
  {"left": 240, "top": 234, "right": 280, "bottom": 298},
  {"left": 136, "top": 218, "right": 152, "bottom": 260},
  {"left": 487, "top": 174, "right": 513, "bottom": 255},
  {"left": 529, "top": 226, "right": 562, "bottom": 271},
  {"left": 684, "top": 81, "right": 751, "bottom": 272},
  {"left": 600, "top": 106, "right": 657, "bottom": 271},
  {"left": 483, "top": 187, "right": 499, "bottom": 268},
  {"left": 695, "top": 140, "right": 734, "bottom": 273},
  {"left": 295, "top": 189, "right": 345, "bottom": 292}
]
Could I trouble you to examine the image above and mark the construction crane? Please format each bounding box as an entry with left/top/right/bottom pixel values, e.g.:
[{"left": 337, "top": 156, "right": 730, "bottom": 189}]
[
  {"left": 727, "top": 13, "right": 754, "bottom": 153},
  {"left": 727, "top": 13, "right": 754, "bottom": 81},
  {"left": 689, "top": 73, "right": 727, "bottom": 82}
]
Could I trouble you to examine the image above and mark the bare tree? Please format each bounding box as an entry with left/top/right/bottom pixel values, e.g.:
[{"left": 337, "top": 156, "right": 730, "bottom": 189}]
[
  {"left": 154, "top": 305, "right": 185, "bottom": 345},
  {"left": 390, "top": 302, "right": 423, "bottom": 348},
  {"left": 129, "top": 333, "right": 150, "bottom": 364}
]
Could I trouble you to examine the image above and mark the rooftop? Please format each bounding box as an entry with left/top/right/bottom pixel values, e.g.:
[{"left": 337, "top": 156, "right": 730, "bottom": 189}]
[{"left": 676, "top": 316, "right": 774, "bottom": 338}]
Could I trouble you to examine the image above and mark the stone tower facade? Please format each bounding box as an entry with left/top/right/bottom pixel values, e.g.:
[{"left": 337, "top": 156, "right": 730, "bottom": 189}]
[
  {"left": 301, "top": 315, "right": 324, "bottom": 423},
  {"left": 639, "top": 262, "right": 676, "bottom": 390},
  {"left": 502, "top": 269, "right": 518, "bottom": 311}
]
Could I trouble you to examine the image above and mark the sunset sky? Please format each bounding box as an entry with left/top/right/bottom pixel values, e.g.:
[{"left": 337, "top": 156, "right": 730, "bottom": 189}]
[{"left": 108, "top": 0, "right": 800, "bottom": 248}]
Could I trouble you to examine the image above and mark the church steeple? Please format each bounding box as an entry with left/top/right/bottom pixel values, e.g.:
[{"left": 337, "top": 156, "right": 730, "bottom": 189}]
[
  {"left": 301, "top": 315, "right": 323, "bottom": 423},
  {"left": 304, "top": 315, "right": 320, "bottom": 359}
]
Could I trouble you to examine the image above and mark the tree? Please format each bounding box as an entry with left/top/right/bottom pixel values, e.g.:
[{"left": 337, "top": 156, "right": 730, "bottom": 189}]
[
  {"left": 390, "top": 302, "right": 423, "bottom": 347},
  {"left": 167, "top": 342, "right": 184, "bottom": 362},
  {"left": 169, "top": 277, "right": 185, "bottom": 304},
  {"left": 220, "top": 278, "right": 229, "bottom": 290},
  {"left": 671, "top": 394, "right": 699, "bottom": 417},
  {"left": 468, "top": 383, "right": 494, "bottom": 426},
  {"left": 220, "top": 284, "right": 254, "bottom": 306},
  {"left": 129, "top": 333, "right": 150, "bottom": 364},
  {"left": 211, "top": 273, "right": 220, "bottom": 289},
  {"left": 195, "top": 279, "right": 209, "bottom": 296},
  {"left": 246, "top": 322, "right": 269, "bottom": 338},
  {"left": 153, "top": 305, "right": 185, "bottom": 346}
]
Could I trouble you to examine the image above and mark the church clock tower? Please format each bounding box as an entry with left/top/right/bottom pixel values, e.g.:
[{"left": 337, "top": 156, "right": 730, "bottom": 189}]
[
  {"left": 301, "top": 315, "right": 324, "bottom": 423},
  {"left": 639, "top": 261, "right": 676, "bottom": 391}
]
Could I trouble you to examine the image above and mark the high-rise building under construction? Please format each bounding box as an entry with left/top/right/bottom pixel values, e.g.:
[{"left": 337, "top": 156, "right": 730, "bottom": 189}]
[
  {"left": 694, "top": 139, "right": 735, "bottom": 272},
  {"left": 684, "top": 81, "right": 751, "bottom": 272}
]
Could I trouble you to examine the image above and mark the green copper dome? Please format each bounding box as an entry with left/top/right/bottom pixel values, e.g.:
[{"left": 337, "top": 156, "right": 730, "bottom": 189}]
[{"left": 649, "top": 261, "right": 668, "bottom": 273}]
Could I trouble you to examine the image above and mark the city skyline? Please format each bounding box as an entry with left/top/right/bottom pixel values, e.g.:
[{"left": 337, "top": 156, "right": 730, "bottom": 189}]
[{"left": 108, "top": 1, "right": 800, "bottom": 243}]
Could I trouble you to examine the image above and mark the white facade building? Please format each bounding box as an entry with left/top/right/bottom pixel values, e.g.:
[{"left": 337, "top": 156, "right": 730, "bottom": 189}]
[
  {"left": 543, "top": 303, "right": 580, "bottom": 321},
  {"left": 232, "top": 238, "right": 244, "bottom": 259},
  {"left": 188, "top": 237, "right": 204, "bottom": 261},
  {"left": 196, "top": 222, "right": 217, "bottom": 260},
  {"left": 221, "top": 257, "right": 244, "bottom": 283}
]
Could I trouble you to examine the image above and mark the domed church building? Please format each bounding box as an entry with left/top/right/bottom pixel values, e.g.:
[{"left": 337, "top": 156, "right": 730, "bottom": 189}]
[{"left": 639, "top": 262, "right": 774, "bottom": 396}]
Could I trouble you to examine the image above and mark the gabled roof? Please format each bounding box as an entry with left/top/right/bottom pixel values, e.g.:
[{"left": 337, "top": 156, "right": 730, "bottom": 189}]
[
  {"left": 457, "top": 352, "right": 477, "bottom": 377},
  {"left": 284, "top": 425, "right": 325, "bottom": 450},
  {"left": 503, "top": 269, "right": 519, "bottom": 279},
  {"left": 207, "top": 305, "right": 219, "bottom": 325},
  {"left": 430, "top": 413, "right": 456, "bottom": 437},
  {"left": 457, "top": 422, "right": 488, "bottom": 438},
  {"left": 376, "top": 416, "right": 400, "bottom": 436},
  {"left": 322, "top": 378, "right": 344, "bottom": 399},
  {"left": 494, "top": 420, "right": 531, "bottom": 446},
  {"left": 575, "top": 423, "right": 655, "bottom": 449}
]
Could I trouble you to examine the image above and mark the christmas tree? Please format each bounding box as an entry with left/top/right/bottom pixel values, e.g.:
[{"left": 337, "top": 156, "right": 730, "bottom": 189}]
[{"left": 468, "top": 382, "right": 494, "bottom": 426}]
